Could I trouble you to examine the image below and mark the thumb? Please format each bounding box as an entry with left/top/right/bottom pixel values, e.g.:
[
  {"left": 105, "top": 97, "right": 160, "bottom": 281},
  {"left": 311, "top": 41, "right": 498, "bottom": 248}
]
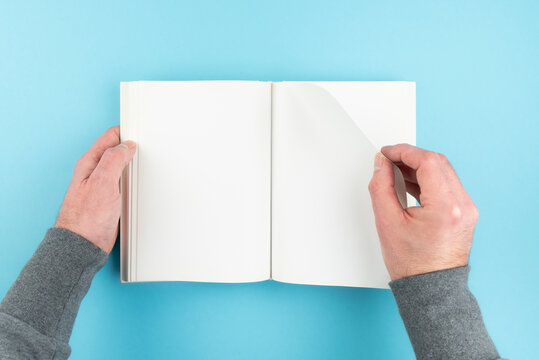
[
  {"left": 368, "top": 152, "right": 404, "bottom": 225},
  {"left": 91, "top": 140, "right": 136, "bottom": 183}
]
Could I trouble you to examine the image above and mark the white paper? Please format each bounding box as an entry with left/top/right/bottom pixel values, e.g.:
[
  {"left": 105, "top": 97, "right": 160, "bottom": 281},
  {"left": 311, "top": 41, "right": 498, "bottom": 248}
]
[
  {"left": 121, "top": 81, "right": 271, "bottom": 282},
  {"left": 121, "top": 80, "right": 415, "bottom": 287},
  {"left": 271, "top": 81, "right": 415, "bottom": 288}
]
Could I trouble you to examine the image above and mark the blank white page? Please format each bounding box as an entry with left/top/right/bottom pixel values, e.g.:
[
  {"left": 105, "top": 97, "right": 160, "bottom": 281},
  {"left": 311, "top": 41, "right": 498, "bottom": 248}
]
[
  {"left": 271, "top": 81, "right": 415, "bottom": 289},
  {"left": 121, "top": 81, "right": 271, "bottom": 282}
]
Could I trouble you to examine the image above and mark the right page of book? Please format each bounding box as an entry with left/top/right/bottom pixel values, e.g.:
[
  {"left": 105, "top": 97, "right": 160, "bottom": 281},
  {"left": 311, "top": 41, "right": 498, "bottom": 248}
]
[{"left": 271, "top": 81, "right": 415, "bottom": 288}]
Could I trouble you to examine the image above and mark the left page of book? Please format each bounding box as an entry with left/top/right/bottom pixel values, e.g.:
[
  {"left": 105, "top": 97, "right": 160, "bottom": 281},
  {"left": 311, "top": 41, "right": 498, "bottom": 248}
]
[{"left": 120, "top": 81, "right": 271, "bottom": 283}]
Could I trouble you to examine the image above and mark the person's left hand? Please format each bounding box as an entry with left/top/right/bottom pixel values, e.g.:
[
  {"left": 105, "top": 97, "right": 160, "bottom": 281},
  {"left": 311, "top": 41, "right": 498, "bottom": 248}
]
[{"left": 55, "top": 126, "right": 136, "bottom": 253}]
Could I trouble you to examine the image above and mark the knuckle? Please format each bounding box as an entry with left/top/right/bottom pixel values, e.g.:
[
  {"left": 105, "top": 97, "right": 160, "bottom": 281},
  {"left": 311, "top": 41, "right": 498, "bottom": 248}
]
[
  {"left": 468, "top": 202, "right": 479, "bottom": 222},
  {"left": 105, "top": 126, "right": 120, "bottom": 139},
  {"left": 423, "top": 152, "right": 440, "bottom": 167},
  {"left": 437, "top": 153, "right": 449, "bottom": 163},
  {"left": 442, "top": 199, "right": 479, "bottom": 228},
  {"left": 74, "top": 156, "right": 85, "bottom": 170},
  {"left": 450, "top": 204, "right": 462, "bottom": 221},
  {"left": 437, "top": 199, "right": 462, "bottom": 226},
  {"left": 74, "top": 155, "right": 89, "bottom": 173},
  {"left": 438, "top": 153, "right": 456, "bottom": 173}
]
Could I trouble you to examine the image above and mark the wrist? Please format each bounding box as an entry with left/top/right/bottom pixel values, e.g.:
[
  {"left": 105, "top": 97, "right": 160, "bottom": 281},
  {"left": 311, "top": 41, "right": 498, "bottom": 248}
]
[{"left": 388, "top": 259, "right": 469, "bottom": 281}]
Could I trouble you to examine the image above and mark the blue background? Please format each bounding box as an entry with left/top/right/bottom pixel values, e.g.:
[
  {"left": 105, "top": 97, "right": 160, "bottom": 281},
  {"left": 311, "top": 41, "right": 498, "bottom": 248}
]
[{"left": 1, "top": 1, "right": 538, "bottom": 359}]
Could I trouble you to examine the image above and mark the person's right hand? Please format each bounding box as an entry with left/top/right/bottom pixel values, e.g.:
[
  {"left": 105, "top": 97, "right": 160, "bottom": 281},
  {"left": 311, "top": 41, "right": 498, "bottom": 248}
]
[{"left": 368, "top": 144, "right": 479, "bottom": 281}]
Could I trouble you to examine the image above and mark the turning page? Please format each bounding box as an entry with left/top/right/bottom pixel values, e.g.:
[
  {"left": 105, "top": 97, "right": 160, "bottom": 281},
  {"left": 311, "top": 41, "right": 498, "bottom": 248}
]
[
  {"left": 271, "top": 81, "right": 415, "bottom": 289},
  {"left": 121, "top": 81, "right": 271, "bottom": 283}
]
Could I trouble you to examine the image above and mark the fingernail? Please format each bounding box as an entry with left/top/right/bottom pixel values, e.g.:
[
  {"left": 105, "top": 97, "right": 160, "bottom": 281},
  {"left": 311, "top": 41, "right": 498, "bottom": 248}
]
[
  {"left": 122, "top": 140, "right": 136, "bottom": 150},
  {"left": 374, "top": 152, "right": 384, "bottom": 171}
]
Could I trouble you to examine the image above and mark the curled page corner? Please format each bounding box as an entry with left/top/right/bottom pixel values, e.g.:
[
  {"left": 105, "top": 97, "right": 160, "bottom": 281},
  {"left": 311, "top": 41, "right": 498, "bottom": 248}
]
[{"left": 293, "top": 82, "right": 409, "bottom": 209}]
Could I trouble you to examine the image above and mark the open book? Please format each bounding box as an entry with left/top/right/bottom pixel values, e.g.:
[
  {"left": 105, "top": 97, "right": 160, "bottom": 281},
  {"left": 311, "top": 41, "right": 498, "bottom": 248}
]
[{"left": 120, "top": 81, "right": 415, "bottom": 289}]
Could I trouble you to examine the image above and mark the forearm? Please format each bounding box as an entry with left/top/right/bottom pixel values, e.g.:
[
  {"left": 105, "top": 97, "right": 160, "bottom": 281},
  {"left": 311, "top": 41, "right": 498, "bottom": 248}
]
[
  {"left": 0, "top": 228, "right": 107, "bottom": 359},
  {"left": 390, "top": 266, "right": 501, "bottom": 360}
]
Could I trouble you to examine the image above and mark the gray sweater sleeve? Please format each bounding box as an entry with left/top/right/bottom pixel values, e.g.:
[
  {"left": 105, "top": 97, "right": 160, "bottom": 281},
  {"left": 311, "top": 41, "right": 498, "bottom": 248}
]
[
  {"left": 390, "top": 266, "right": 501, "bottom": 360},
  {"left": 0, "top": 228, "right": 107, "bottom": 360},
  {"left": 0, "top": 229, "right": 503, "bottom": 360}
]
